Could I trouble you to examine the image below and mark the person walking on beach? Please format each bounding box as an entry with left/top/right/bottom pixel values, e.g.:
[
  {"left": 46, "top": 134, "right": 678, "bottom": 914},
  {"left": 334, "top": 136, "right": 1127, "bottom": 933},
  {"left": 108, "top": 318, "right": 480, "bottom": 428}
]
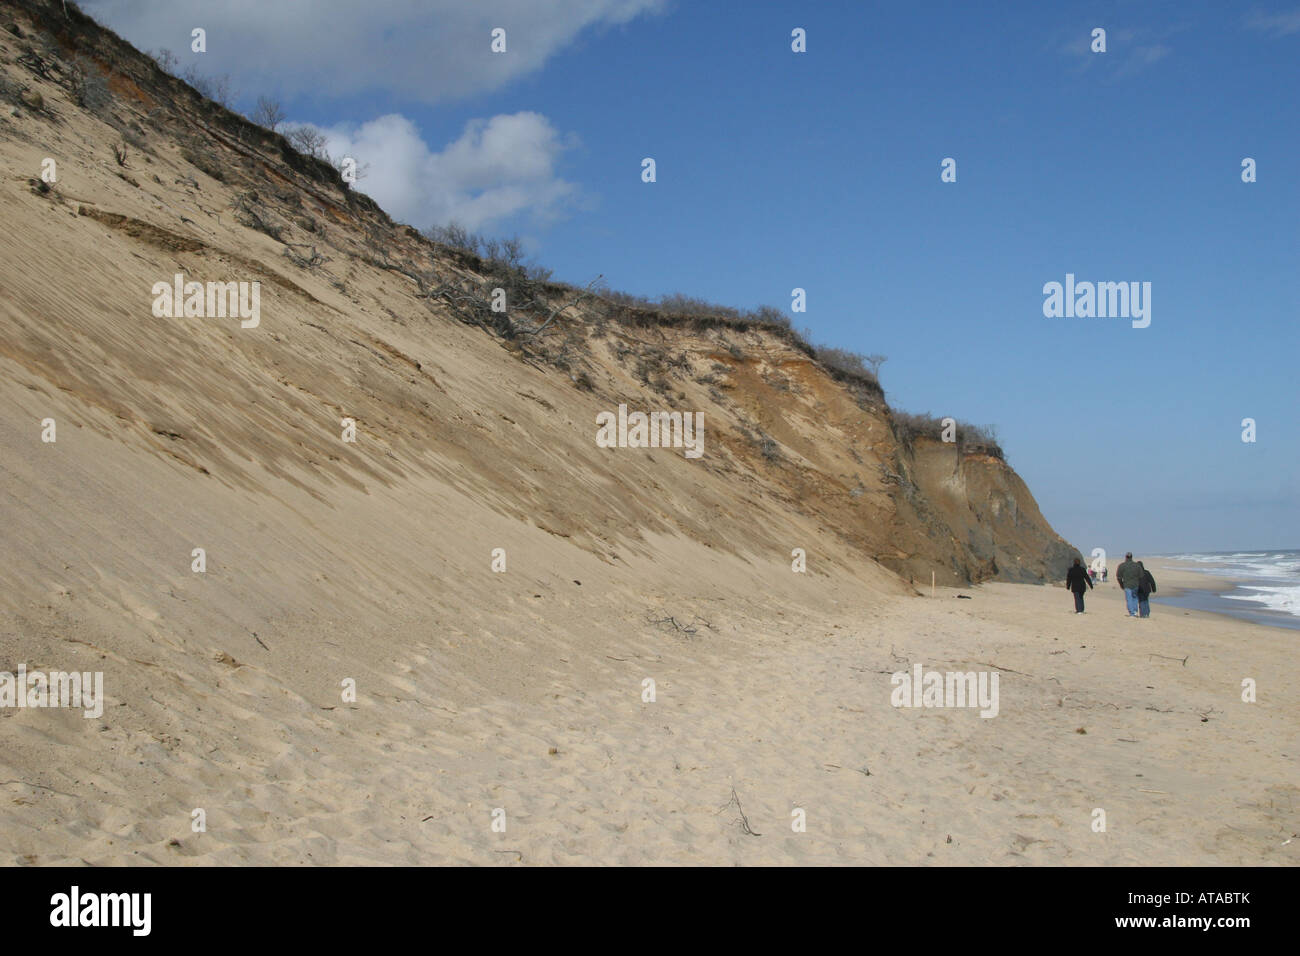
[
  {"left": 1136, "top": 561, "right": 1157, "bottom": 618},
  {"left": 1089, "top": 552, "right": 1106, "bottom": 585},
  {"left": 1116, "top": 552, "right": 1143, "bottom": 617},
  {"left": 1066, "top": 557, "right": 1093, "bottom": 613}
]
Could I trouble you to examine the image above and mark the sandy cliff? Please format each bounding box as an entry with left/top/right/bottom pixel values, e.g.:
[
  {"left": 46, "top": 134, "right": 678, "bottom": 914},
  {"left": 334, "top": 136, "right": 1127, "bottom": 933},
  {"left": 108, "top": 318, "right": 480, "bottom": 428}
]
[{"left": 0, "top": 0, "right": 1076, "bottom": 596}]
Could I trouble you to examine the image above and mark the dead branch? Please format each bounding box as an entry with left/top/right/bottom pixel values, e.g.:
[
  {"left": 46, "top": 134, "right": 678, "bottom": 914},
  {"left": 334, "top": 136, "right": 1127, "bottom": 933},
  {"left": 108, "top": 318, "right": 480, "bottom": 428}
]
[
  {"left": 517, "top": 275, "right": 602, "bottom": 338},
  {"left": 283, "top": 242, "right": 326, "bottom": 269},
  {"left": 232, "top": 191, "right": 284, "bottom": 242},
  {"left": 17, "top": 51, "right": 57, "bottom": 81},
  {"left": 0, "top": 779, "right": 78, "bottom": 799},
  {"left": 1148, "top": 653, "right": 1189, "bottom": 666},
  {"left": 720, "top": 787, "right": 761, "bottom": 836},
  {"left": 648, "top": 616, "right": 696, "bottom": 634},
  {"left": 939, "top": 659, "right": 1034, "bottom": 678}
]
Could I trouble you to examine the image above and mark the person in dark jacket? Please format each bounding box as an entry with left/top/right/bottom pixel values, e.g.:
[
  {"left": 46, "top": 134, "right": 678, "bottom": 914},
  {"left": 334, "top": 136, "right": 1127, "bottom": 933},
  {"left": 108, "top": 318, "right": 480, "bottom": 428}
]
[
  {"left": 1065, "top": 557, "right": 1093, "bottom": 613},
  {"left": 1116, "top": 552, "right": 1143, "bottom": 617},
  {"left": 1136, "top": 562, "right": 1157, "bottom": 618}
]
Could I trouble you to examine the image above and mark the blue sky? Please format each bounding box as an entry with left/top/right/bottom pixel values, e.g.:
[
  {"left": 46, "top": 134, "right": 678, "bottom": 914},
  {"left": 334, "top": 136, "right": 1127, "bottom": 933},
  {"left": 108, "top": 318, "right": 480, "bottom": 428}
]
[{"left": 83, "top": 0, "right": 1299, "bottom": 554}]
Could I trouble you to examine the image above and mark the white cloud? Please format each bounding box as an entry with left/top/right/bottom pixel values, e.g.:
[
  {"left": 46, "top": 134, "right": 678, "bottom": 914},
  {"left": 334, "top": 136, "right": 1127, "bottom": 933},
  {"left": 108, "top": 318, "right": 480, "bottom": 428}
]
[
  {"left": 1245, "top": 9, "right": 1300, "bottom": 36},
  {"left": 81, "top": 0, "right": 667, "bottom": 104},
  {"left": 312, "top": 112, "right": 580, "bottom": 231},
  {"left": 1056, "top": 27, "right": 1173, "bottom": 77}
]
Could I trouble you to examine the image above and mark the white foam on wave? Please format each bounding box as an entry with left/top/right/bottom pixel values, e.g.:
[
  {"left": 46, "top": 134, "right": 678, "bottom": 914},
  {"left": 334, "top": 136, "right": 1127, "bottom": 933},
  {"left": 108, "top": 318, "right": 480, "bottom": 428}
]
[
  {"left": 1223, "top": 585, "right": 1300, "bottom": 614},
  {"left": 1165, "top": 550, "right": 1300, "bottom": 619}
]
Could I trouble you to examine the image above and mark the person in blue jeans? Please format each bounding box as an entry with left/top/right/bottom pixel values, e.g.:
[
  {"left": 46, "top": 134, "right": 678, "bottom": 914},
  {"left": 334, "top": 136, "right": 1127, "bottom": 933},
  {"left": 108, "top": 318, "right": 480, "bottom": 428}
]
[
  {"left": 1136, "top": 562, "right": 1157, "bottom": 618},
  {"left": 1115, "top": 552, "right": 1143, "bottom": 617}
]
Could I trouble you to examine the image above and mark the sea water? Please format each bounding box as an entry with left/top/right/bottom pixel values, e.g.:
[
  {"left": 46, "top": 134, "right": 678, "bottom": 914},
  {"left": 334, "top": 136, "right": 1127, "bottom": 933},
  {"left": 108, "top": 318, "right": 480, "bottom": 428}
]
[{"left": 1159, "top": 550, "right": 1300, "bottom": 630}]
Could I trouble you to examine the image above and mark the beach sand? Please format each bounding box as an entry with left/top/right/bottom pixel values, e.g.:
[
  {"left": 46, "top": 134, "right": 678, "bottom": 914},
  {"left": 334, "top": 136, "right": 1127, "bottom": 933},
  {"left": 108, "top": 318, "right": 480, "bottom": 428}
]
[
  {"left": 0, "top": 12, "right": 1294, "bottom": 865},
  {"left": 2, "top": 490, "right": 1295, "bottom": 865}
]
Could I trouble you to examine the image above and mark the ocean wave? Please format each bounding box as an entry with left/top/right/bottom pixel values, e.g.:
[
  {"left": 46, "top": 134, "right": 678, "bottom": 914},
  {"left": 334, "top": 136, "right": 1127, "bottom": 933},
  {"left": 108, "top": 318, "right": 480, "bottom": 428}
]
[
  {"left": 1165, "top": 550, "right": 1300, "bottom": 618},
  {"left": 1222, "top": 585, "right": 1300, "bottom": 615}
]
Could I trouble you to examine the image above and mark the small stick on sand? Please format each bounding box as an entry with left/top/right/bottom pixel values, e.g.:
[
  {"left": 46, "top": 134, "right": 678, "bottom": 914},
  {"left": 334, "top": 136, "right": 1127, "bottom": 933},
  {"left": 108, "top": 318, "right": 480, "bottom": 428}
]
[
  {"left": 721, "top": 787, "right": 762, "bottom": 836},
  {"left": 1149, "top": 653, "right": 1189, "bottom": 666},
  {"left": 0, "top": 780, "right": 78, "bottom": 799},
  {"left": 941, "top": 659, "right": 1034, "bottom": 678},
  {"left": 648, "top": 613, "right": 698, "bottom": 636}
]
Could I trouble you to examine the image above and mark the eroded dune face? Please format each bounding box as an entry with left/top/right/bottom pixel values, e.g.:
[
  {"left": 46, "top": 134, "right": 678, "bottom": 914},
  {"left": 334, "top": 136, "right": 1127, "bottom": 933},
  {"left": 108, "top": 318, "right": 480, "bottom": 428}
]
[
  {"left": 0, "top": 1, "right": 1074, "bottom": 591},
  {"left": 0, "top": 0, "right": 1088, "bottom": 865}
]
